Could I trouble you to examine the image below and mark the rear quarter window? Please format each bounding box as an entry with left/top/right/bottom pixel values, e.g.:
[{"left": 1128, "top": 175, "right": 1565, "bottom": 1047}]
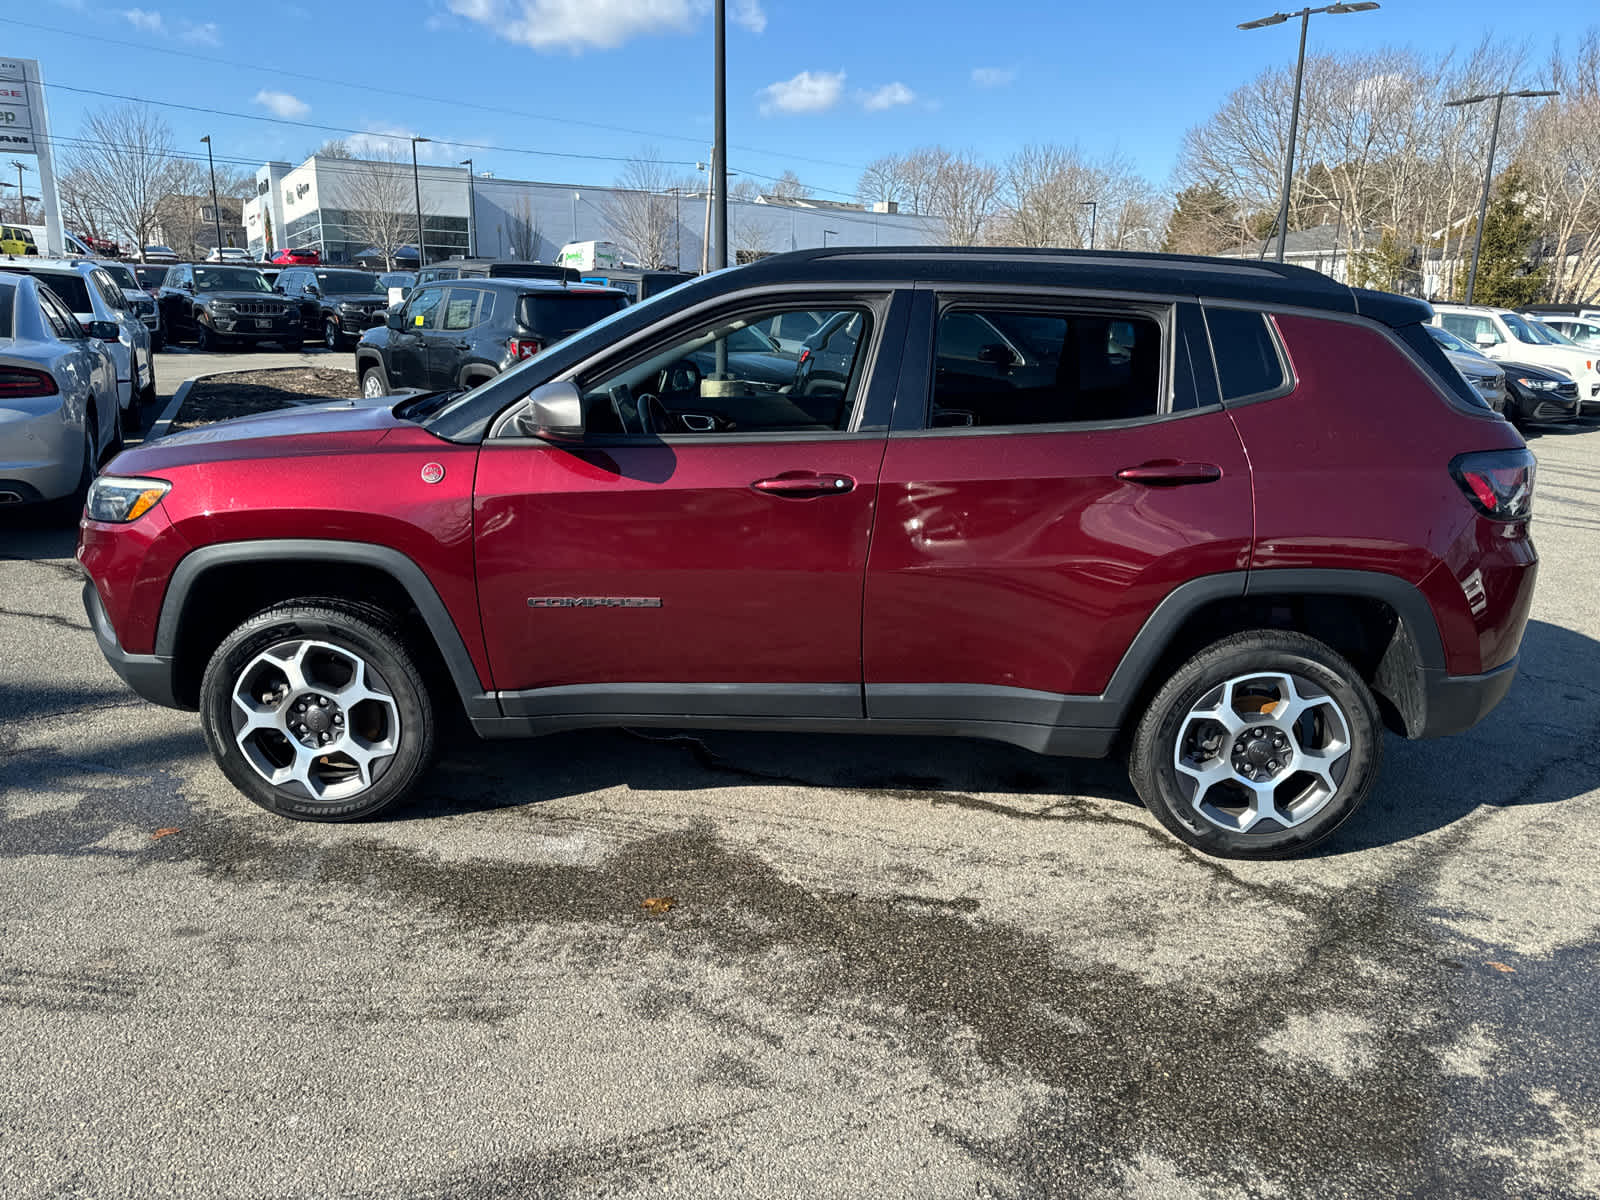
[
  {"left": 1396, "top": 322, "right": 1489, "bottom": 411},
  {"left": 1204, "top": 307, "right": 1286, "bottom": 400}
]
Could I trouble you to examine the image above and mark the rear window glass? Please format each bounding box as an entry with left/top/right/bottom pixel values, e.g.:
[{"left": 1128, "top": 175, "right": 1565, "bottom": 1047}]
[
  {"left": 932, "top": 306, "right": 1164, "bottom": 427},
  {"left": 1205, "top": 308, "right": 1286, "bottom": 400},
  {"left": 37, "top": 273, "right": 92, "bottom": 312},
  {"left": 518, "top": 293, "right": 629, "bottom": 338}
]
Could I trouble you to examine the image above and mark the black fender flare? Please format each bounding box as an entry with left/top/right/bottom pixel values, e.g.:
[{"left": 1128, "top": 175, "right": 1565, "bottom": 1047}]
[{"left": 155, "top": 539, "right": 497, "bottom": 719}]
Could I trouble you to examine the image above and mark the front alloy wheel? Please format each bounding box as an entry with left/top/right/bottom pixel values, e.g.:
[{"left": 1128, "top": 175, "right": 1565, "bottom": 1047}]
[
  {"left": 1129, "top": 630, "right": 1381, "bottom": 858},
  {"left": 200, "top": 603, "right": 435, "bottom": 821}
]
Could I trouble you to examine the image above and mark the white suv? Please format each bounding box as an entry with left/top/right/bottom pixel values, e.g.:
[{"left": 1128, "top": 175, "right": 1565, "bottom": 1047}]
[
  {"left": 1534, "top": 314, "right": 1600, "bottom": 350},
  {"left": 1432, "top": 303, "right": 1600, "bottom": 403}
]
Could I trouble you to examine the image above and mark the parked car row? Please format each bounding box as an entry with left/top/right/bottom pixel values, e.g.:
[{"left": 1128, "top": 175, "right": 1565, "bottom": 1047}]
[{"left": 1430, "top": 302, "right": 1600, "bottom": 429}]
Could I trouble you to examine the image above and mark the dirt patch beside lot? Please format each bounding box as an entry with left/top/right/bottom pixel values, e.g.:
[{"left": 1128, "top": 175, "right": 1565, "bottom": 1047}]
[{"left": 169, "top": 367, "right": 360, "bottom": 432}]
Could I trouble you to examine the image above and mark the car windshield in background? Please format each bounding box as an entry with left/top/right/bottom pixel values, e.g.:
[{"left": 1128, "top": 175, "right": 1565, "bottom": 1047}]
[
  {"left": 318, "top": 271, "right": 384, "bottom": 295},
  {"left": 194, "top": 267, "right": 271, "bottom": 293},
  {"left": 1428, "top": 324, "right": 1486, "bottom": 356},
  {"left": 133, "top": 266, "right": 166, "bottom": 288},
  {"left": 379, "top": 272, "right": 416, "bottom": 289},
  {"left": 100, "top": 264, "right": 139, "bottom": 290},
  {"left": 1501, "top": 313, "right": 1552, "bottom": 345},
  {"left": 518, "top": 293, "right": 628, "bottom": 337},
  {"left": 1527, "top": 320, "right": 1576, "bottom": 347}
]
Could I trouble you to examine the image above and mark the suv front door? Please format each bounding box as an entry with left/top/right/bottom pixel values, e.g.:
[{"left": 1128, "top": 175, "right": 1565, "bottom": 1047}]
[
  {"left": 862, "top": 292, "right": 1255, "bottom": 739},
  {"left": 473, "top": 291, "right": 909, "bottom": 718},
  {"left": 387, "top": 286, "right": 444, "bottom": 388}
]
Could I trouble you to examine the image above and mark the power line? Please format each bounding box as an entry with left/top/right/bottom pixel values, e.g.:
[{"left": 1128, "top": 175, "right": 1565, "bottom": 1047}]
[
  {"left": 9, "top": 16, "right": 873, "bottom": 176},
  {"left": 41, "top": 81, "right": 868, "bottom": 203}
]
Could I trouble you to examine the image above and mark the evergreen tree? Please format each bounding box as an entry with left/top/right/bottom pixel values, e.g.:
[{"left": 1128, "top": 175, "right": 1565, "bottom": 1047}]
[
  {"left": 1456, "top": 164, "right": 1547, "bottom": 307},
  {"left": 1163, "top": 181, "right": 1235, "bottom": 254}
]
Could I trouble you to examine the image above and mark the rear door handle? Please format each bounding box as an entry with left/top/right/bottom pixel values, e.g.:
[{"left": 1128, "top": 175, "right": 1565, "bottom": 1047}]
[
  {"left": 453, "top": 341, "right": 471, "bottom": 350},
  {"left": 1116, "top": 460, "right": 1223, "bottom": 486},
  {"left": 751, "top": 472, "right": 857, "bottom": 497}
]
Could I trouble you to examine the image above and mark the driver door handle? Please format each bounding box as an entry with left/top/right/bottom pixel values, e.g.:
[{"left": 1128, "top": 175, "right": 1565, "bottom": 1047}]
[
  {"left": 1115, "top": 460, "right": 1223, "bottom": 487},
  {"left": 752, "top": 472, "right": 857, "bottom": 497}
]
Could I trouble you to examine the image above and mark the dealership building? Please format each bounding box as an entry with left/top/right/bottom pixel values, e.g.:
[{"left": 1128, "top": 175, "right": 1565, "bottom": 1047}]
[{"left": 243, "top": 153, "right": 939, "bottom": 269}]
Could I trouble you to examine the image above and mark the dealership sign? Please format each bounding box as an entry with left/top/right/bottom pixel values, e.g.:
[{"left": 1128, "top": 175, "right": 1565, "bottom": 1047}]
[
  {"left": 0, "top": 57, "right": 65, "bottom": 254},
  {"left": 0, "top": 62, "right": 36, "bottom": 153}
]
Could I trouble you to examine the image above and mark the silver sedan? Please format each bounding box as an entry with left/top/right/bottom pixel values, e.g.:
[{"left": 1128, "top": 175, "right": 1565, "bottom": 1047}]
[{"left": 0, "top": 272, "right": 121, "bottom": 509}]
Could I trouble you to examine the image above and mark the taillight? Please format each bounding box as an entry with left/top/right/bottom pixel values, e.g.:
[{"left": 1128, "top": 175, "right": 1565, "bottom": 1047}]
[
  {"left": 508, "top": 337, "right": 541, "bottom": 360},
  {"left": 0, "top": 367, "right": 60, "bottom": 398},
  {"left": 1450, "top": 449, "right": 1536, "bottom": 522}
]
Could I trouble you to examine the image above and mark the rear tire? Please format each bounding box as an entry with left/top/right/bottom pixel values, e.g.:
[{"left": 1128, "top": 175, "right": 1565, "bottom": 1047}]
[
  {"left": 1128, "top": 630, "right": 1382, "bottom": 859},
  {"left": 199, "top": 601, "right": 436, "bottom": 822}
]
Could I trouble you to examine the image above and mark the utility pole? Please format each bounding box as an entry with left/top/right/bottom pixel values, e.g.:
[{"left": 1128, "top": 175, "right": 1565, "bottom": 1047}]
[
  {"left": 1445, "top": 88, "right": 1559, "bottom": 303},
  {"left": 411, "top": 136, "right": 430, "bottom": 267},
  {"left": 199, "top": 138, "right": 223, "bottom": 253},
  {"left": 10, "top": 161, "right": 26, "bottom": 222},
  {"left": 460, "top": 159, "right": 476, "bottom": 257},
  {"left": 1081, "top": 200, "right": 1097, "bottom": 250}
]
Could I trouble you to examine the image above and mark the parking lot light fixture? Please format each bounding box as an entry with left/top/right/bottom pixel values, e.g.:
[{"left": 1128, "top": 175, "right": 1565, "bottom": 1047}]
[
  {"left": 460, "top": 159, "right": 475, "bottom": 258},
  {"left": 1445, "top": 88, "right": 1560, "bottom": 304},
  {"left": 411, "top": 137, "right": 431, "bottom": 268},
  {"left": 1238, "top": 3, "right": 1380, "bottom": 262}
]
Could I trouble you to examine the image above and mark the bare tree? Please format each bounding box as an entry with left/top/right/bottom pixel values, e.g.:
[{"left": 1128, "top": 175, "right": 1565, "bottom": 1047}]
[
  {"left": 926, "top": 150, "right": 1000, "bottom": 245},
  {"left": 767, "top": 170, "right": 808, "bottom": 201},
  {"left": 506, "top": 196, "right": 542, "bottom": 260},
  {"left": 1524, "top": 32, "right": 1600, "bottom": 301},
  {"left": 62, "top": 104, "right": 187, "bottom": 260},
  {"left": 326, "top": 152, "right": 418, "bottom": 269},
  {"left": 316, "top": 139, "right": 354, "bottom": 159},
  {"left": 603, "top": 150, "right": 688, "bottom": 269}
]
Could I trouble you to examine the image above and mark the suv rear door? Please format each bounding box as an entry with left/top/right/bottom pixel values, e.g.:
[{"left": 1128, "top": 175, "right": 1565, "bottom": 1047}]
[
  {"left": 473, "top": 290, "right": 910, "bottom": 717},
  {"left": 424, "top": 286, "right": 488, "bottom": 389},
  {"left": 862, "top": 290, "right": 1254, "bottom": 738}
]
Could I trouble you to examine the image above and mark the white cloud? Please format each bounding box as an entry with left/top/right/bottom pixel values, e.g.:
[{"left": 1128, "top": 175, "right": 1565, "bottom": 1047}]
[
  {"left": 253, "top": 90, "right": 310, "bottom": 120},
  {"left": 446, "top": 0, "right": 718, "bottom": 51},
  {"left": 730, "top": 0, "right": 765, "bottom": 33},
  {"left": 123, "top": 8, "right": 163, "bottom": 32},
  {"left": 971, "top": 66, "right": 1016, "bottom": 88},
  {"left": 758, "top": 70, "right": 846, "bottom": 116},
  {"left": 180, "top": 20, "right": 221, "bottom": 45},
  {"left": 861, "top": 82, "right": 915, "bottom": 112}
]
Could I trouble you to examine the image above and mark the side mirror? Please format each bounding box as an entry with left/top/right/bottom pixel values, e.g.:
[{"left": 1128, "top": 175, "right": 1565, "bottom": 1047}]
[
  {"left": 305, "top": 285, "right": 320, "bottom": 298},
  {"left": 181, "top": 281, "right": 194, "bottom": 293},
  {"left": 385, "top": 311, "right": 405, "bottom": 330},
  {"left": 88, "top": 320, "right": 121, "bottom": 342},
  {"left": 977, "top": 342, "right": 1019, "bottom": 369},
  {"left": 515, "top": 380, "right": 585, "bottom": 441}
]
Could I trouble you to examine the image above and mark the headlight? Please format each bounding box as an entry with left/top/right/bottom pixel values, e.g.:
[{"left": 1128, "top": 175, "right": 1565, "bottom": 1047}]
[
  {"left": 1516, "top": 377, "right": 1560, "bottom": 390},
  {"left": 86, "top": 476, "right": 169, "bottom": 523}
]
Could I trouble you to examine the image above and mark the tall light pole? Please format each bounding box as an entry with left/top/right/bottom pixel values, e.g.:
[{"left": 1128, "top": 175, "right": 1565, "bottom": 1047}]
[
  {"left": 459, "top": 158, "right": 476, "bottom": 258},
  {"left": 711, "top": 0, "right": 727, "bottom": 278},
  {"left": 1080, "top": 200, "right": 1097, "bottom": 250},
  {"left": 411, "top": 136, "right": 430, "bottom": 268},
  {"left": 1445, "top": 88, "right": 1559, "bottom": 304},
  {"left": 1238, "top": 3, "right": 1380, "bottom": 262},
  {"left": 199, "top": 137, "right": 223, "bottom": 254}
]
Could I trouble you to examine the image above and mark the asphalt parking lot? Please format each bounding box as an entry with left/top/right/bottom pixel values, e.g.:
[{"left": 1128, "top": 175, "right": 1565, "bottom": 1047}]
[{"left": 2, "top": 389, "right": 1599, "bottom": 1197}]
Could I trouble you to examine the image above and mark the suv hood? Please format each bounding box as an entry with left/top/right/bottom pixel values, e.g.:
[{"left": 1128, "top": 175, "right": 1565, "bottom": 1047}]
[
  {"left": 196, "top": 290, "right": 289, "bottom": 304},
  {"left": 110, "top": 397, "right": 407, "bottom": 473}
]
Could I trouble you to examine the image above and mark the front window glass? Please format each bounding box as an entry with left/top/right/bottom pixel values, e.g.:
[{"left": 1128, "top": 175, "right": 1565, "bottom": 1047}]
[
  {"left": 932, "top": 306, "right": 1163, "bottom": 427},
  {"left": 403, "top": 287, "right": 445, "bottom": 330},
  {"left": 578, "top": 305, "right": 873, "bottom": 434},
  {"left": 194, "top": 267, "right": 270, "bottom": 293},
  {"left": 317, "top": 270, "right": 384, "bottom": 295}
]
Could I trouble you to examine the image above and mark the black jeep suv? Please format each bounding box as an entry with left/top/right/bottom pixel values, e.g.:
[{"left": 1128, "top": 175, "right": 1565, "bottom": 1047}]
[
  {"left": 274, "top": 267, "right": 391, "bottom": 350},
  {"left": 355, "top": 277, "right": 627, "bottom": 397},
  {"left": 156, "top": 264, "right": 301, "bottom": 351}
]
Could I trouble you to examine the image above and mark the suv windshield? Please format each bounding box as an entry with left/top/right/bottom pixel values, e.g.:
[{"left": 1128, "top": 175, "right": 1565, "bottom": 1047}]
[
  {"left": 1501, "top": 312, "right": 1554, "bottom": 345},
  {"left": 133, "top": 266, "right": 166, "bottom": 289},
  {"left": 194, "top": 267, "right": 270, "bottom": 293},
  {"left": 100, "top": 264, "right": 139, "bottom": 290},
  {"left": 1525, "top": 319, "right": 1576, "bottom": 347},
  {"left": 317, "top": 271, "right": 384, "bottom": 295},
  {"left": 1427, "top": 324, "right": 1486, "bottom": 357}
]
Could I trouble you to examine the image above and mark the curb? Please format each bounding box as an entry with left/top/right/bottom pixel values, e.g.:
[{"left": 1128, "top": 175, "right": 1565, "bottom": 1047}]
[{"left": 145, "top": 374, "right": 205, "bottom": 441}]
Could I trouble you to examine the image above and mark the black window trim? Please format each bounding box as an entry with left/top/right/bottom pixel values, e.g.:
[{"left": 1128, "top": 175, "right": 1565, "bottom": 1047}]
[
  {"left": 894, "top": 286, "right": 1186, "bottom": 438},
  {"left": 1198, "top": 299, "right": 1296, "bottom": 408},
  {"left": 486, "top": 284, "right": 906, "bottom": 446}
]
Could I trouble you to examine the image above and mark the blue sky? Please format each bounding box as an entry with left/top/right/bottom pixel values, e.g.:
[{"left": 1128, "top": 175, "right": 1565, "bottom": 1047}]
[{"left": 9, "top": 0, "right": 1586, "bottom": 203}]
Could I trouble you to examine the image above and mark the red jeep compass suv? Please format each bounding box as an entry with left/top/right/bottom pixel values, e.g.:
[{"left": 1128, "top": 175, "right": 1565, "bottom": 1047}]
[{"left": 77, "top": 248, "right": 1537, "bottom": 858}]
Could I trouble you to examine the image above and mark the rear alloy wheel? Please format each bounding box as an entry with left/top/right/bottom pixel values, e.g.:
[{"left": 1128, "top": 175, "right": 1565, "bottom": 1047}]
[
  {"left": 1129, "top": 630, "right": 1381, "bottom": 858},
  {"left": 361, "top": 366, "right": 389, "bottom": 399},
  {"left": 199, "top": 603, "right": 435, "bottom": 821}
]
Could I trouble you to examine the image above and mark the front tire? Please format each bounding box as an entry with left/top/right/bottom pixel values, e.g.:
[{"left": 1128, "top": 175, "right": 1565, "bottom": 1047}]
[
  {"left": 360, "top": 363, "right": 390, "bottom": 399},
  {"left": 199, "top": 602, "right": 436, "bottom": 822},
  {"left": 1128, "top": 630, "right": 1382, "bottom": 859},
  {"left": 195, "top": 320, "right": 217, "bottom": 352},
  {"left": 324, "top": 319, "right": 345, "bottom": 352}
]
